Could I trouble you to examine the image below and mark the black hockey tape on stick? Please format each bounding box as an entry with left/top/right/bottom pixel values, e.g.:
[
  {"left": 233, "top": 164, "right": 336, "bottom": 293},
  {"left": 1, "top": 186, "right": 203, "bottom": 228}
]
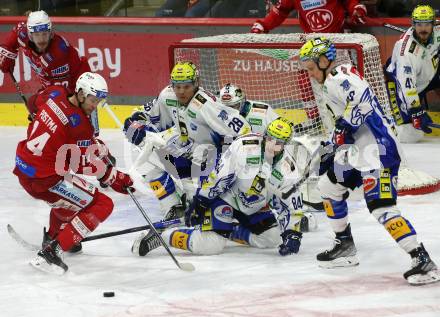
[
  {"left": 82, "top": 218, "right": 182, "bottom": 242},
  {"left": 428, "top": 122, "right": 440, "bottom": 129}
]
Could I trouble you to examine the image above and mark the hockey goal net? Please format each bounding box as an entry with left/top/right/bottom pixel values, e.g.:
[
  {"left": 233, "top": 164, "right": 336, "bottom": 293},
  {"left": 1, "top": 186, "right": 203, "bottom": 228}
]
[{"left": 169, "top": 33, "right": 440, "bottom": 196}]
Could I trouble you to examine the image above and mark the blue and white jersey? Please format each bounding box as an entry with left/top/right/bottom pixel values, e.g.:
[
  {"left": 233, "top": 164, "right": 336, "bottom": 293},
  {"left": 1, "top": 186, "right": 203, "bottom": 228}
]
[
  {"left": 239, "top": 100, "right": 280, "bottom": 135},
  {"left": 198, "top": 134, "right": 303, "bottom": 221},
  {"left": 323, "top": 64, "right": 402, "bottom": 171},
  {"left": 144, "top": 86, "right": 251, "bottom": 149},
  {"left": 386, "top": 26, "right": 440, "bottom": 114}
]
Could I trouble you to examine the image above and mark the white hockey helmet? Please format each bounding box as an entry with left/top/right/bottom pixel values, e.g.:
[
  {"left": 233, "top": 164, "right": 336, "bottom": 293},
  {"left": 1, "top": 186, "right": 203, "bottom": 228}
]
[
  {"left": 219, "top": 83, "right": 246, "bottom": 110},
  {"left": 27, "top": 11, "right": 52, "bottom": 33},
  {"left": 75, "top": 72, "right": 108, "bottom": 100}
]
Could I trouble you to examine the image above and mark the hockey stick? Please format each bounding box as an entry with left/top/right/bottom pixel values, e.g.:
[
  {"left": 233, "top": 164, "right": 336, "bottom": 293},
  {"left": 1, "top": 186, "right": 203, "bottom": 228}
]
[
  {"left": 7, "top": 218, "right": 182, "bottom": 252},
  {"left": 9, "top": 72, "right": 35, "bottom": 120},
  {"left": 95, "top": 136, "right": 195, "bottom": 272},
  {"left": 83, "top": 218, "right": 182, "bottom": 242},
  {"left": 429, "top": 122, "right": 440, "bottom": 129},
  {"left": 281, "top": 143, "right": 334, "bottom": 200}
]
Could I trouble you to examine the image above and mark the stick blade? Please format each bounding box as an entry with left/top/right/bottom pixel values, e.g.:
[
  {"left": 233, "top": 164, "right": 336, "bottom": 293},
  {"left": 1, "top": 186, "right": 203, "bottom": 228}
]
[{"left": 179, "top": 262, "right": 195, "bottom": 272}]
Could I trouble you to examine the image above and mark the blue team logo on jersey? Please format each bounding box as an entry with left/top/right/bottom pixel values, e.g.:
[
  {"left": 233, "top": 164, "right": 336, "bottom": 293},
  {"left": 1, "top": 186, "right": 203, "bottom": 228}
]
[
  {"left": 45, "top": 53, "right": 53, "bottom": 62},
  {"left": 218, "top": 110, "right": 228, "bottom": 121},
  {"left": 404, "top": 66, "right": 412, "bottom": 74},
  {"left": 341, "top": 79, "right": 351, "bottom": 91},
  {"left": 190, "top": 123, "right": 198, "bottom": 131},
  {"left": 15, "top": 156, "right": 36, "bottom": 178},
  {"left": 58, "top": 38, "right": 68, "bottom": 52},
  {"left": 49, "top": 90, "right": 61, "bottom": 99},
  {"left": 69, "top": 114, "right": 81, "bottom": 127}
]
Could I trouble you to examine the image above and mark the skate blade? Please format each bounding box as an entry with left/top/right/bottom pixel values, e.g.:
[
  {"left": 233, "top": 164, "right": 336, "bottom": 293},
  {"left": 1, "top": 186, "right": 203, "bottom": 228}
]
[
  {"left": 29, "top": 256, "right": 66, "bottom": 276},
  {"left": 318, "top": 256, "right": 360, "bottom": 269},
  {"left": 131, "top": 231, "right": 149, "bottom": 256},
  {"left": 407, "top": 269, "right": 440, "bottom": 285}
]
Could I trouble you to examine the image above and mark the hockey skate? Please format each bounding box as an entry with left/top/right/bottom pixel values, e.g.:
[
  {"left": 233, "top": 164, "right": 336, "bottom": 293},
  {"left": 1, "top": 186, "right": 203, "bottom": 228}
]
[
  {"left": 131, "top": 229, "right": 162, "bottom": 256},
  {"left": 43, "top": 227, "right": 82, "bottom": 253},
  {"left": 404, "top": 243, "right": 440, "bottom": 285},
  {"left": 317, "top": 224, "right": 359, "bottom": 268},
  {"left": 163, "top": 203, "right": 186, "bottom": 221},
  {"left": 298, "top": 212, "right": 318, "bottom": 232},
  {"left": 30, "top": 239, "right": 68, "bottom": 275}
]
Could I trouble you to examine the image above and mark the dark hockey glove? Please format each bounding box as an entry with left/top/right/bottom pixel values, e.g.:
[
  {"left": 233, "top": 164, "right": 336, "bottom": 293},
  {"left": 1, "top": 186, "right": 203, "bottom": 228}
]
[
  {"left": 184, "top": 195, "right": 210, "bottom": 227},
  {"left": 409, "top": 106, "right": 433, "bottom": 134},
  {"left": 332, "top": 118, "right": 354, "bottom": 146},
  {"left": 278, "top": 229, "right": 302, "bottom": 256},
  {"left": 123, "top": 110, "right": 151, "bottom": 145},
  {"left": 318, "top": 141, "right": 336, "bottom": 176}
]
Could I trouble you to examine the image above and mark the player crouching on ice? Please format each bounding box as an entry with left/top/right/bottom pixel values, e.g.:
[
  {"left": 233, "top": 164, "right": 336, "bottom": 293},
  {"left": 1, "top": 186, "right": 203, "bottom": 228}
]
[
  {"left": 123, "top": 62, "right": 251, "bottom": 223},
  {"left": 299, "top": 37, "right": 439, "bottom": 285},
  {"left": 132, "top": 118, "right": 316, "bottom": 257},
  {"left": 13, "top": 72, "right": 134, "bottom": 274}
]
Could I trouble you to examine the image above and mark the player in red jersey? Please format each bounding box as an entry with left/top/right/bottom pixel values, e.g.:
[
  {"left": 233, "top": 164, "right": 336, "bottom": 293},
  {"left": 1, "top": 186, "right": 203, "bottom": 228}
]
[
  {"left": 0, "top": 10, "right": 90, "bottom": 93},
  {"left": 251, "top": 0, "right": 367, "bottom": 34},
  {"left": 13, "top": 72, "right": 134, "bottom": 274},
  {"left": 0, "top": 10, "right": 101, "bottom": 135}
]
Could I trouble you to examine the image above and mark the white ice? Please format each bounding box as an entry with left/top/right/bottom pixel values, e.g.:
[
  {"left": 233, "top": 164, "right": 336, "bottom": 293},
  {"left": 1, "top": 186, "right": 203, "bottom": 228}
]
[{"left": 1, "top": 127, "right": 440, "bottom": 317}]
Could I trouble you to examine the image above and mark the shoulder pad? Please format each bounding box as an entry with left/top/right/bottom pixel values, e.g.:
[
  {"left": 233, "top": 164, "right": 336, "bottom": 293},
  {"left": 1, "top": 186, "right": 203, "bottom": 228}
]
[
  {"left": 252, "top": 103, "right": 268, "bottom": 109},
  {"left": 330, "top": 68, "right": 338, "bottom": 76},
  {"left": 242, "top": 139, "right": 260, "bottom": 146},
  {"left": 408, "top": 40, "right": 417, "bottom": 54},
  {"left": 195, "top": 93, "right": 207, "bottom": 104}
]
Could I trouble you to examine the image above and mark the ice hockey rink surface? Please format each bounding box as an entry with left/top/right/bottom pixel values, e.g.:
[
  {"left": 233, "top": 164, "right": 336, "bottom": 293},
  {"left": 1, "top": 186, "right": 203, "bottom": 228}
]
[{"left": 1, "top": 126, "right": 440, "bottom": 317}]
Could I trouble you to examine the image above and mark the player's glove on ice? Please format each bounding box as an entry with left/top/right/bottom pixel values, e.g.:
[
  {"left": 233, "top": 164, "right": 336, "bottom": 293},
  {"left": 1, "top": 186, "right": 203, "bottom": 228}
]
[{"left": 278, "top": 229, "right": 302, "bottom": 256}]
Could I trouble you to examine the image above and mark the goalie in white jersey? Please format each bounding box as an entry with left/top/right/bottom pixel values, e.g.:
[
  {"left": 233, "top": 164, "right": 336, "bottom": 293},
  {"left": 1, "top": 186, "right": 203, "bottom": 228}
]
[
  {"left": 123, "top": 62, "right": 250, "bottom": 220},
  {"left": 300, "top": 37, "right": 439, "bottom": 285},
  {"left": 132, "top": 118, "right": 312, "bottom": 257},
  {"left": 385, "top": 4, "right": 438, "bottom": 143},
  {"left": 218, "top": 83, "right": 280, "bottom": 135}
]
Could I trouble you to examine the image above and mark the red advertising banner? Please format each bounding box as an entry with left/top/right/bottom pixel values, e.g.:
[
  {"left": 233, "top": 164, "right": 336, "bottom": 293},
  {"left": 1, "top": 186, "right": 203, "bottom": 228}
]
[{"left": 0, "top": 31, "right": 191, "bottom": 97}]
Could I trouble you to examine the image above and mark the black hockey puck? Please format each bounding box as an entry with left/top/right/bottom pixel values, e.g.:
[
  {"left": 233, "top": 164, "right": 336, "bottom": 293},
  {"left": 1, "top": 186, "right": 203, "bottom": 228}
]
[{"left": 103, "top": 291, "right": 115, "bottom": 297}]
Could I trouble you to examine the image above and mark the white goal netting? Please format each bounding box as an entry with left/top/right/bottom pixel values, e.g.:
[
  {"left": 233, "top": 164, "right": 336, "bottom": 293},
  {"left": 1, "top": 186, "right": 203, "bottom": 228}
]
[{"left": 170, "top": 33, "right": 440, "bottom": 196}]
